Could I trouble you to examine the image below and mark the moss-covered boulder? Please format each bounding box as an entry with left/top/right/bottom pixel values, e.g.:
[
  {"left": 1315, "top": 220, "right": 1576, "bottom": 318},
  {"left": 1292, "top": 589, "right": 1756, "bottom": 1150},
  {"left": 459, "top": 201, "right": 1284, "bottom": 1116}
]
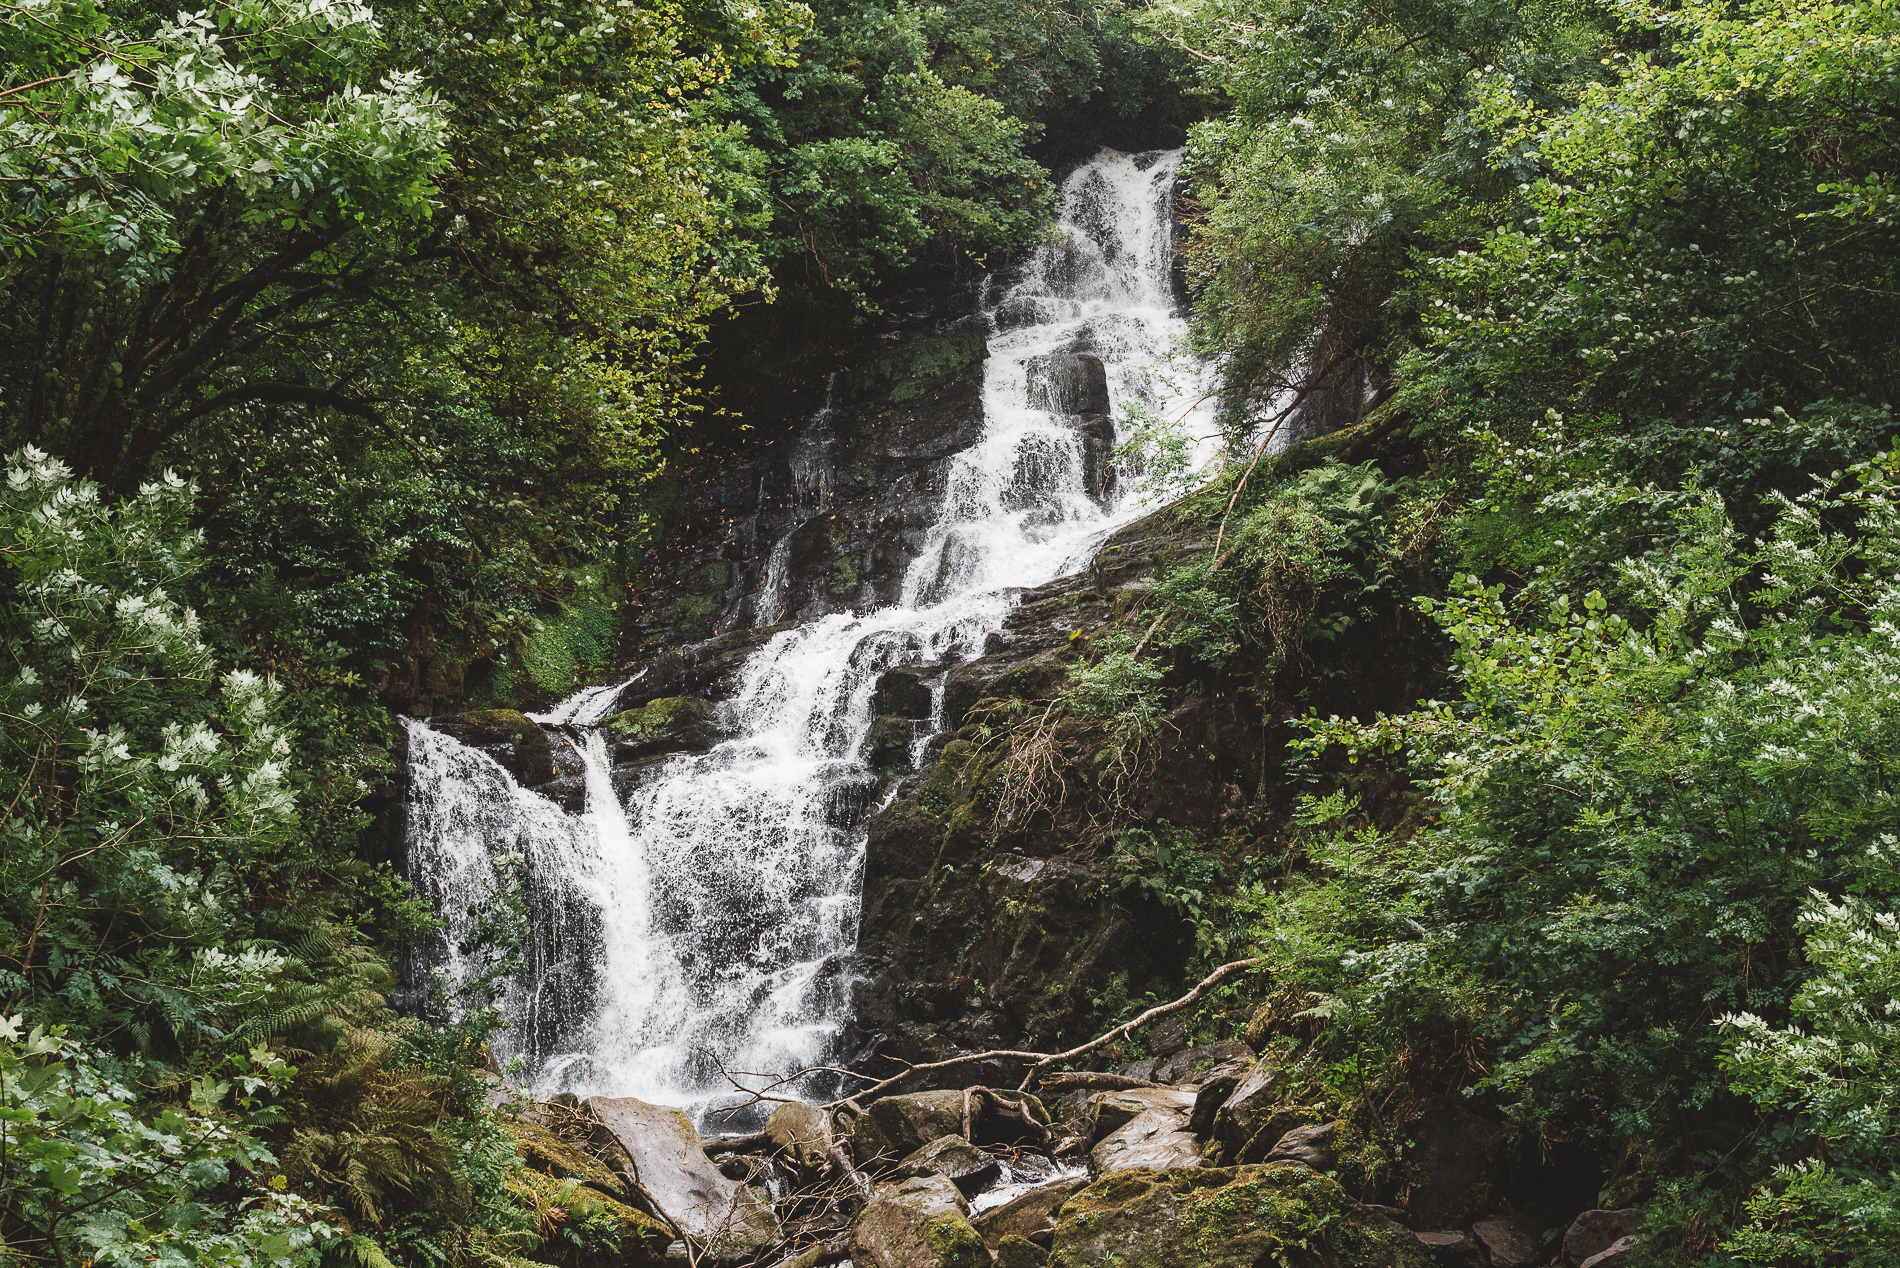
[
  {"left": 1048, "top": 1165, "right": 1429, "bottom": 1268},
  {"left": 850, "top": 1174, "right": 990, "bottom": 1268},
  {"left": 849, "top": 1090, "right": 1051, "bottom": 1169},
  {"left": 604, "top": 695, "right": 717, "bottom": 758}
]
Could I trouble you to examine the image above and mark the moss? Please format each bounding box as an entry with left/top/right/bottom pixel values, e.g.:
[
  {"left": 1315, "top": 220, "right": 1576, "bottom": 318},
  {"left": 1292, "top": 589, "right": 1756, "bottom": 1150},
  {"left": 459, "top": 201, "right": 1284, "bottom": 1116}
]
[
  {"left": 503, "top": 1120, "right": 671, "bottom": 1265},
  {"left": 1050, "top": 1165, "right": 1426, "bottom": 1268},
  {"left": 605, "top": 696, "right": 714, "bottom": 741},
  {"left": 461, "top": 708, "right": 536, "bottom": 732},
  {"left": 865, "top": 714, "right": 912, "bottom": 768},
  {"left": 919, "top": 1211, "right": 990, "bottom": 1267},
  {"left": 832, "top": 555, "right": 860, "bottom": 594},
  {"left": 523, "top": 567, "right": 621, "bottom": 693}
]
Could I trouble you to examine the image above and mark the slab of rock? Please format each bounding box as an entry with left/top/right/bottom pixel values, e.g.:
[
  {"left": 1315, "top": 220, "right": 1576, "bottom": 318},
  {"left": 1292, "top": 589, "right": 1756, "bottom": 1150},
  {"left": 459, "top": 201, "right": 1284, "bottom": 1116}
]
[
  {"left": 1210, "top": 1061, "right": 1283, "bottom": 1156},
  {"left": 1090, "top": 1109, "right": 1206, "bottom": 1175},
  {"left": 1265, "top": 1122, "right": 1338, "bottom": 1172},
  {"left": 895, "top": 1135, "right": 1000, "bottom": 1195},
  {"left": 1085, "top": 1087, "right": 1197, "bottom": 1141},
  {"left": 1580, "top": 1236, "right": 1638, "bottom": 1268},
  {"left": 1415, "top": 1230, "right": 1484, "bottom": 1267},
  {"left": 850, "top": 1174, "right": 989, "bottom": 1268},
  {"left": 765, "top": 1101, "right": 835, "bottom": 1172},
  {"left": 586, "top": 1096, "right": 776, "bottom": 1254},
  {"left": 1473, "top": 1214, "right": 1543, "bottom": 1268},
  {"left": 1049, "top": 1164, "right": 1427, "bottom": 1268},
  {"left": 971, "top": 1176, "right": 1089, "bottom": 1251},
  {"left": 604, "top": 695, "right": 717, "bottom": 759},
  {"left": 1564, "top": 1210, "right": 1640, "bottom": 1266},
  {"left": 1150, "top": 1041, "right": 1256, "bottom": 1088}
]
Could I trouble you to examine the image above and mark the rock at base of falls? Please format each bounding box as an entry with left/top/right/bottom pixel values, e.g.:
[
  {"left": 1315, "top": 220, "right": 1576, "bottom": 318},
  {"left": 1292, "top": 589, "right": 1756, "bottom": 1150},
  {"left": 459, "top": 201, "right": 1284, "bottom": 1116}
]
[
  {"left": 971, "top": 1176, "right": 1089, "bottom": 1252},
  {"left": 892, "top": 1135, "right": 1001, "bottom": 1196},
  {"left": 1048, "top": 1166, "right": 1429, "bottom": 1268},
  {"left": 765, "top": 1101, "right": 837, "bottom": 1172},
  {"left": 585, "top": 1095, "right": 777, "bottom": 1253},
  {"left": 1088, "top": 1108, "right": 1206, "bottom": 1176},
  {"left": 849, "top": 1174, "right": 989, "bottom": 1268}
]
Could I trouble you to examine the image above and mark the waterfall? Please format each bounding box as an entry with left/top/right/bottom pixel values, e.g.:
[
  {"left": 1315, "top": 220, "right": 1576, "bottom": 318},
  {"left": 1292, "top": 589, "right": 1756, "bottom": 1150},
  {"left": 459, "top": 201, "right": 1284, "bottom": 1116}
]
[{"left": 403, "top": 148, "right": 1216, "bottom": 1118}]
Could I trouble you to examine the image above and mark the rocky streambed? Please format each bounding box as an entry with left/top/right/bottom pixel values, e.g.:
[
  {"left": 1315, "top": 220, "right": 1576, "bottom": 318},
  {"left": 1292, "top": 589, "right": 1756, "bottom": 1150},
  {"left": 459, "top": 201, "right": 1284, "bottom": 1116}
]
[{"left": 487, "top": 1033, "right": 1642, "bottom": 1267}]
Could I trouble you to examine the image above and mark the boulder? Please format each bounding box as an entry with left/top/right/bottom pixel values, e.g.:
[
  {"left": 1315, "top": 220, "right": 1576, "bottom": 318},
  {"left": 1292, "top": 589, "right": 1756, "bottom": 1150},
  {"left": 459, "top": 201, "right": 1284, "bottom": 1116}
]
[
  {"left": 1210, "top": 1061, "right": 1282, "bottom": 1156},
  {"left": 585, "top": 1096, "right": 776, "bottom": 1254},
  {"left": 873, "top": 667, "right": 935, "bottom": 719},
  {"left": 850, "top": 1090, "right": 1051, "bottom": 1168},
  {"left": 1150, "top": 1040, "right": 1256, "bottom": 1088},
  {"left": 1472, "top": 1214, "right": 1544, "bottom": 1268},
  {"left": 849, "top": 1174, "right": 989, "bottom": 1268},
  {"left": 995, "top": 1234, "right": 1049, "bottom": 1268},
  {"left": 605, "top": 696, "right": 718, "bottom": 759},
  {"left": 433, "top": 709, "right": 556, "bottom": 786},
  {"left": 1564, "top": 1210, "right": 1641, "bottom": 1267},
  {"left": 1264, "top": 1122, "right": 1338, "bottom": 1172},
  {"left": 765, "top": 1101, "right": 836, "bottom": 1172},
  {"left": 1025, "top": 352, "right": 1110, "bottom": 416},
  {"left": 1049, "top": 1165, "right": 1428, "bottom": 1268},
  {"left": 1414, "top": 1230, "right": 1485, "bottom": 1267},
  {"left": 942, "top": 648, "right": 1070, "bottom": 728},
  {"left": 1580, "top": 1235, "right": 1638, "bottom": 1268},
  {"left": 864, "top": 714, "right": 918, "bottom": 771},
  {"left": 1232, "top": 1106, "right": 1322, "bottom": 1166},
  {"left": 895, "top": 1135, "right": 1001, "bottom": 1195},
  {"left": 1085, "top": 1087, "right": 1197, "bottom": 1141},
  {"left": 971, "top": 1176, "right": 1088, "bottom": 1251},
  {"left": 1090, "top": 1108, "right": 1205, "bottom": 1176}
]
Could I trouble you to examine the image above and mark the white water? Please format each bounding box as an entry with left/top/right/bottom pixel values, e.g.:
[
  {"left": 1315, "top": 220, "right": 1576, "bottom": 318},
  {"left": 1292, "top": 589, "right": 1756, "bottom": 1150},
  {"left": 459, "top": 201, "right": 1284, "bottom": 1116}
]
[{"left": 404, "top": 149, "right": 1216, "bottom": 1117}]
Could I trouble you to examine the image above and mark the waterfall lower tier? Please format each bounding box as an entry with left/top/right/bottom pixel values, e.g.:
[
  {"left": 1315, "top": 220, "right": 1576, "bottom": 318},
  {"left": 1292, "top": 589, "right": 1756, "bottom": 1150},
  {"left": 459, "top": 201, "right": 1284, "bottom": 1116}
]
[{"left": 402, "top": 147, "right": 1217, "bottom": 1121}]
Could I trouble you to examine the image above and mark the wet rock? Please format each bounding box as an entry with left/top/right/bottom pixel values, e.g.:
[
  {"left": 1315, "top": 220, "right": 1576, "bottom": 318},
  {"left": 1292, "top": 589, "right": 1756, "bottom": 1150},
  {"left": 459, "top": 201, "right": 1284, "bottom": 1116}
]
[
  {"left": 431, "top": 709, "right": 556, "bottom": 786},
  {"left": 766, "top": 1101, "right": 836, "bottom": 1172},
  {"left": 1089, "top": 1108, "right": 1205, "bottom": 1175},
  {"left": 1150, "top": 1040, "right": 1255, "bottom": 1088},
  {"left": 864, "top": 715, "right": 918, "bottom": 772},
  {"left": 941, "top": 647, "right": 1071, "bottom": 728},
  {"left": 1414, "top": 1230, "right": 1484, "bottom": 1267},
  {"left": 1074, "top": 415, "right": 1116, "bottom": 502},
  {"left": 1563, "top": 1209, "right": 1641, "bottom": 1267},
  {"left": 1265, "top": 1122, "right": 1338, "bottom": 1172},
  {"left": 1209, "top": 1061, "right": 1283, "bottom": 1156},
  {"left": 1049, "top": 1165, "right": 1428, "bottom": 1268},
  {"left": 971, "top": 1175, "right": 1088, "bottom": 1251},
  {"left": 995, "top": 1234, "right": 1049, "bottom": 1268},
  {"left": 585, "top": 1096, "right": 777, "bottom": 1253},
  {"left": 849, "top": 1174, "right": 989, "bottom": 1268},
  {"left": 605, "top": 696, "right": 718, "bottom": 759},
  {"left": 1025, "top": 352, "right": 1109, "bottom": 416},
  {"left": 874, "top": 667, "right": 936, "bottom": 719},
  {"left": 615, "top": 624, "right": 795, "bottom": 709},
  {"left": 1084, "top": 1087, "right": 1197, "bottom": 1141},
  {"left": 895, "top": 1135, "right": 1001, "bottom": 1195},
  {"left": 1580, "top": 1235, "right": 1638, "bottom": 1268}
]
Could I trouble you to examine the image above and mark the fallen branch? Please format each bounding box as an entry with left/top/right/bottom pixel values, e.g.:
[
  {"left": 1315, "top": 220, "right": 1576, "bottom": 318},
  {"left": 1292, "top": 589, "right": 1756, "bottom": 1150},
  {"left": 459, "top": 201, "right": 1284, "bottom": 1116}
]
[{"left": 818, "top": 956, "right": 1264, "bottom": 1107}]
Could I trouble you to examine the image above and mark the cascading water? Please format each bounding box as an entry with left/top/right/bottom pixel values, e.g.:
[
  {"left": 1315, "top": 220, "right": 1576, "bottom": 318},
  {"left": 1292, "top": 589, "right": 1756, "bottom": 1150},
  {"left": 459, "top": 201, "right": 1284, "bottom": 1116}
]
[{"left": 403, "top": 148, "right": 1216, "bottom": 1118}]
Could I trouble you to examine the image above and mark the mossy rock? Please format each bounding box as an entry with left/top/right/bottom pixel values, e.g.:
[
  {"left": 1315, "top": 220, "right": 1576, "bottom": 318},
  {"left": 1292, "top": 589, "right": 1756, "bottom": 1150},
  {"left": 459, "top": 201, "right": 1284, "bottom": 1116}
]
[
  {"left": 1049, "top": 1164, "right": 1427, "bottom": 1268},
  {"left": 606, "top": 695, "right": 714, "bottom": 742},
  {"left": 865, "top": 714, "right": 916, "bottom": 771}
]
